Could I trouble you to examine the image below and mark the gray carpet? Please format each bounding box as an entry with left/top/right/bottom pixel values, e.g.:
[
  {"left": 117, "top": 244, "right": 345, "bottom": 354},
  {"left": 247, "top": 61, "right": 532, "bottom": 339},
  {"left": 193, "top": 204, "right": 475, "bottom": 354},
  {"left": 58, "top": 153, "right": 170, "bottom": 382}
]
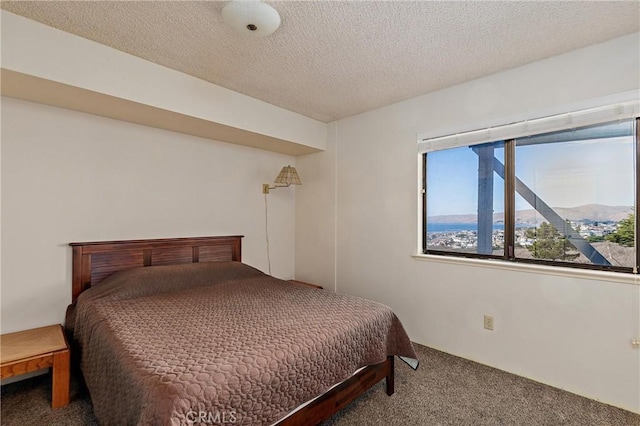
[{"left": 1, "top": 343, "right": 638, "bottom": 425}]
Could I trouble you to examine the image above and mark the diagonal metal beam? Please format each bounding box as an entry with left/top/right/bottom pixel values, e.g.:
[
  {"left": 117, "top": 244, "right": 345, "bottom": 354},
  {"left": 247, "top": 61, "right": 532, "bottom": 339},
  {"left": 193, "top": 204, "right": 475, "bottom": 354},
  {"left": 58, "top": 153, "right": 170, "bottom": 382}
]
[{"left": 490, "top": 157, "right": 611, "bottom": 266}]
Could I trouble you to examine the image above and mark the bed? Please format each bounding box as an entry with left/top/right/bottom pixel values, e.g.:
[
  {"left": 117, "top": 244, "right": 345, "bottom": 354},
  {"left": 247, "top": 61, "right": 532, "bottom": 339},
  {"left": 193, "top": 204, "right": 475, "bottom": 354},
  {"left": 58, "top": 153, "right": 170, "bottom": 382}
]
[{"left": 66, "top": 235, "right": 418, "bottom": 425}]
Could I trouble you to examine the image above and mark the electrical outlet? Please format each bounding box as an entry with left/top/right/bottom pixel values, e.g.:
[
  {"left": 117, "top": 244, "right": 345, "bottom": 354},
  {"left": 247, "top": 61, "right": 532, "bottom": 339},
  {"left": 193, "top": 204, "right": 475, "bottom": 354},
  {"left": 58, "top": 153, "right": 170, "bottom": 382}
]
[{"left": 484, "top": 315, "right": 494, "bottom": 331}]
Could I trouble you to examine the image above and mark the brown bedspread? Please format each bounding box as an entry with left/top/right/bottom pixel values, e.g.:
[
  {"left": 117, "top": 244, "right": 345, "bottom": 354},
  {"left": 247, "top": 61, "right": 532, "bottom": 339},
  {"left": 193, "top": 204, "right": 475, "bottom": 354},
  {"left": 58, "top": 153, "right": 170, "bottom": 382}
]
[{"left": 68, "top": 262, "right": 417, "bottom": 425}]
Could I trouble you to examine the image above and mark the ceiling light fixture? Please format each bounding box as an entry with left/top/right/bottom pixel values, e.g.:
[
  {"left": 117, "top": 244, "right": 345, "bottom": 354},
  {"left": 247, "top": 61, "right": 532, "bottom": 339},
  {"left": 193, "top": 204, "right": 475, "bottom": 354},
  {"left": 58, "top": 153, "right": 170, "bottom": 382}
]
[{"left": 222, "top": 0, "right": 281, "bottom": 38}]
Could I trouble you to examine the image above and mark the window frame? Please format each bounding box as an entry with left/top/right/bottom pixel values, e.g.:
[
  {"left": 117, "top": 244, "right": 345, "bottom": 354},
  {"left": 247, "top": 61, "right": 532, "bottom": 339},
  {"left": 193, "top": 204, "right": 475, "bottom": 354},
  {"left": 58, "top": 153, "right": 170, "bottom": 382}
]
[{"left": 420, "top": 117, "right": 639, "bottom": 275}]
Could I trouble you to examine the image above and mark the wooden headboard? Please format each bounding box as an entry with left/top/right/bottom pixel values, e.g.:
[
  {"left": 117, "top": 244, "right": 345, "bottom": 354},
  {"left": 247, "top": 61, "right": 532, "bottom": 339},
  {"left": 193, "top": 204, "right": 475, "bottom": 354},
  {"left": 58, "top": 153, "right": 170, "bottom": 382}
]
[{"left": 70, "top": 235, "right": 243, "bottom": 302}]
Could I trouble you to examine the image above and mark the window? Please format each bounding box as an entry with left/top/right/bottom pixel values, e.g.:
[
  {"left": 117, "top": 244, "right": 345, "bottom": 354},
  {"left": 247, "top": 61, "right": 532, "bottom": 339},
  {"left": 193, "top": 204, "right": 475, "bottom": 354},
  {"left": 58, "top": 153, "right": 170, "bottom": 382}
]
[
  {"left": 513, "top": 121, "right": 636, "bottom": 269},
  {"left": 425, "top": 142, "right": 505, "bottom": 257},
  {"left": 421, "top": 107, "right": 639, "bottom": 274}
]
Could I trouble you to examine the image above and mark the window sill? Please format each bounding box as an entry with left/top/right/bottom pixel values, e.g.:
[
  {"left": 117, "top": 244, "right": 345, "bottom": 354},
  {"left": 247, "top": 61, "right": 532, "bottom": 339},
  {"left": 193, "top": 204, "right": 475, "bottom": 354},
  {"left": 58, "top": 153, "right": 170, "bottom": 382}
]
[{"left": 412, "top": 254, "right": 638, "bottom": 286}]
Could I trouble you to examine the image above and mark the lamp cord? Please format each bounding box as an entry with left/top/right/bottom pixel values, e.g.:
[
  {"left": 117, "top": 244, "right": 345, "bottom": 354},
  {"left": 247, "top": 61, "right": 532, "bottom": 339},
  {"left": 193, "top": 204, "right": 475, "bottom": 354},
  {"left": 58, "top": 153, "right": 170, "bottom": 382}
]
[{"left": 264, "top": 193, "right": 272, "bottom": 275}]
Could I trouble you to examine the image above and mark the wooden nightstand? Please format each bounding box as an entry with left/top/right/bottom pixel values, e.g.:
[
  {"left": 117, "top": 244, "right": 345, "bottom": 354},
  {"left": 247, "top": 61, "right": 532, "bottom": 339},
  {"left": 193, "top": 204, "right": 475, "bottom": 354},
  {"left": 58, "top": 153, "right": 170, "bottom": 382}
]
[
  {"left": 1, "top": 324, "right": 70, "bottom": 408},
  {"left": 289, "top": 280, "right": 323, "bottom": 290}
]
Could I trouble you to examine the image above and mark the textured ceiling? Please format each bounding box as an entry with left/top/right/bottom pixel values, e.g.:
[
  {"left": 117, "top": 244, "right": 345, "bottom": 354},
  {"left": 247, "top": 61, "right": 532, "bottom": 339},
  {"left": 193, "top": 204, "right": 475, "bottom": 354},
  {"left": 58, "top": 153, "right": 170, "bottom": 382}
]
[{"left": 2, "top": 1, "right": 639, "bottom": 122}]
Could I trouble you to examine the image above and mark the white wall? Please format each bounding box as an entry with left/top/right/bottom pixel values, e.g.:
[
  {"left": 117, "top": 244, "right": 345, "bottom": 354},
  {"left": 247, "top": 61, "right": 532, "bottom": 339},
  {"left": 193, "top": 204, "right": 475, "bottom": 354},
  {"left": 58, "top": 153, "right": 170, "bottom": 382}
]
[
  {"left": 295, "top": 122, "right": 337, "bottom": 290},
  {"left": 1, "top": 97, "right": 297, "bottom": 334},
  {"left": 296, "top": 32, "right": 640, "bottom": 412}
]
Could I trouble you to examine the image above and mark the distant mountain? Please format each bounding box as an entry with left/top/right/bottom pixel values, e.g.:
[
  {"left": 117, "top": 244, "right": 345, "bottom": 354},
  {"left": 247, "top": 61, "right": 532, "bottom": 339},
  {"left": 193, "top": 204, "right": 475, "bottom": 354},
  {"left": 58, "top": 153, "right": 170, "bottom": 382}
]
[{"left": 428, "top": 204, "right": 633, "bottom": 224}]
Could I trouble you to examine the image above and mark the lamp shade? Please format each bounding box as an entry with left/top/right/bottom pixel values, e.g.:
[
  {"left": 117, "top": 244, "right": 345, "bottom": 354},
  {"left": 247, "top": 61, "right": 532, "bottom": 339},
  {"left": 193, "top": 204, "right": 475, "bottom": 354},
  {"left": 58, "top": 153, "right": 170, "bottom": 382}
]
[
  {"left": 274, "top": 166, "right": 302, "bottom": 186},
  {"left": 222, "top": 0, "right": 281, "bottom": 38}
]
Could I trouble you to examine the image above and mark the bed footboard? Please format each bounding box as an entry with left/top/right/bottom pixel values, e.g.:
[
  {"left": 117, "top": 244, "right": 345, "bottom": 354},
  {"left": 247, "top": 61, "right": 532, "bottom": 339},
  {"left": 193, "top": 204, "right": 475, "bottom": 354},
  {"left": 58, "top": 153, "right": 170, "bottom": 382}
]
[{"left": 275, "top": 356, "right": 395, "bottom": 426}]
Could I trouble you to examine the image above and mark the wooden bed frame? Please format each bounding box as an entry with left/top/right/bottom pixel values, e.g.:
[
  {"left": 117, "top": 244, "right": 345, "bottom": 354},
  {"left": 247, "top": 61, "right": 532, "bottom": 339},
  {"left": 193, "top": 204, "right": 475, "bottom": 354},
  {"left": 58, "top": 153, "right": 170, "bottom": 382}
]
[{"left": 69, "top": 235, "right": 394, "bottom": 426}]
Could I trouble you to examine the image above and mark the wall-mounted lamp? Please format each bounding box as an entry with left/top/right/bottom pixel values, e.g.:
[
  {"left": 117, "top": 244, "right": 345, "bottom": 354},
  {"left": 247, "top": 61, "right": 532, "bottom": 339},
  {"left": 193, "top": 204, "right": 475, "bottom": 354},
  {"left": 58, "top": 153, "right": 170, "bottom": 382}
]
[
  {"left": 262, "top": 165, "right": 302, "bottom": 275},
  {"left": 262, "top": 166, "right": 302, "bottom": 194}
]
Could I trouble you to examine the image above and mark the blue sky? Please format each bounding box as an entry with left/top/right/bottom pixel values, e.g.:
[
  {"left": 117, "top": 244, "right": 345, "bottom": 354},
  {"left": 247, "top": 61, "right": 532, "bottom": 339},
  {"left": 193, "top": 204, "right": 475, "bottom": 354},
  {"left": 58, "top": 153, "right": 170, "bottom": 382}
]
[{"left": 426, "top": 136, "right": 635, "bottom": 217}]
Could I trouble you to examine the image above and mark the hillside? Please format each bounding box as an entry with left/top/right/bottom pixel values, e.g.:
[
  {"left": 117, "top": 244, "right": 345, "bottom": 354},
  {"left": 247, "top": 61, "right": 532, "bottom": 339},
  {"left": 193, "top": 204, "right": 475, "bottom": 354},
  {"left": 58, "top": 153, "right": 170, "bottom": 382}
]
[{"left": 429, "top": 204, "right": 633, "bottom": 224}]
